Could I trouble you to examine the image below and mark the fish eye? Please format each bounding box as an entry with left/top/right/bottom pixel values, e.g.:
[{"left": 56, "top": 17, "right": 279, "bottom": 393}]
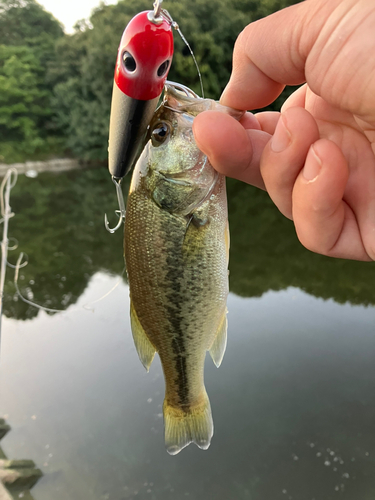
[
  {"left": 151, "top": 122, "right": 170, "bottom": 145},
  {"left": 157, "top": 60, "right": 170, "bottom": 77},
  {"left": 123, "top": 51, "right": 136, "bottom": 73}
]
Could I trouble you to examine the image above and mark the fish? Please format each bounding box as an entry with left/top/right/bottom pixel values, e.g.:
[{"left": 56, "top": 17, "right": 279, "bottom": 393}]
[{"left": 124, "top": 83, "right": 243, "bottom": 455}]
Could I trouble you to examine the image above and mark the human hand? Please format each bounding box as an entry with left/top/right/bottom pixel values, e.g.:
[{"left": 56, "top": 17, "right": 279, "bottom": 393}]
[{"left": 193, "top": 0, "right": 375, "bottom": 261}]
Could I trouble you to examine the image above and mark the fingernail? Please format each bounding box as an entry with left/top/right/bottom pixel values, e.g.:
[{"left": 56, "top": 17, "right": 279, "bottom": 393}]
[
  {"left": 271, "top": 115, "right": 291, "bottom": 152},
  {"left": 303, "top": 144, "right": 322, "bottom": 181}
]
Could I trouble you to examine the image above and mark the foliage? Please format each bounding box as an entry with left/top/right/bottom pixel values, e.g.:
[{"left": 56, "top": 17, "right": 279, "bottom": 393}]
[
  {"left": 0, "top": 0, "right": 63, "bottom": 162},
  {"left": 0, "top": 0, "right": 63, "bottom": 46},
  {"left": 0, "top": 45, "right": 49, "bottom": 157},
  {"left": 0, "top": 0, "right": 63, "bottom": 77}
]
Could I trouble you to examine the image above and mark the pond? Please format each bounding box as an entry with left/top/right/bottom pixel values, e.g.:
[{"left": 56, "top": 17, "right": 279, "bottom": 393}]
[{"left": 1, "top": 168, "right": 375, "bottom": 500}]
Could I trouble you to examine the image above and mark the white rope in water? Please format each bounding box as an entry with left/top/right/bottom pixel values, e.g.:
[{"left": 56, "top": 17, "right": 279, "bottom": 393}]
[
  {"left": 14, "top": 252, "right": 68, "bottom": 314},
  {"left": 14, "top": 253, "right": 125, "bottom": 314},
  {"left": 0, "top": 168, "right": 125, "bottom": 327},
  {"left": 0, "top": 168, "right": 18, "bottom": 343}
]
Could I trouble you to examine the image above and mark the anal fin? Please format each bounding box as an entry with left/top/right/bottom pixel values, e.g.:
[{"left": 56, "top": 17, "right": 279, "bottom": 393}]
[
  {"left": 209, "top": 310, "right": 227, "bottom": 368},
  {"left": 130, "top": 301, "right": 156, "bottom": 372}
]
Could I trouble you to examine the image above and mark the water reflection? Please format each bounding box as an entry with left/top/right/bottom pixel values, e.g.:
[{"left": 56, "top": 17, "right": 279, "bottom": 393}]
[
  {"left": 1, "top": 169, "right": 375, "bottom": 499},
  {"left": 3, "top": 169, "right": 375, "bottom": 322},
  {"left": 1, "top": 277, "right": 375, "bottom": 499},
  {"left": 3, "top": 168, "right": 125, "bottom": 319},
  {"left": 226, "top": 179, "right": 375, "bottom": 305}
]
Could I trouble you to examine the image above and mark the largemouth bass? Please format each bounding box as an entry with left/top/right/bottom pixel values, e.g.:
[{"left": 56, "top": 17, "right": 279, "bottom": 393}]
[{"left": 124, "top": 83, "right": 242, "bottom": 455}]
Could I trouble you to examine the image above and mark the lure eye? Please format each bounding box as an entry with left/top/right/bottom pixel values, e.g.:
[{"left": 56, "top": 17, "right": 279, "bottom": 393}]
[
  {"left": 151, "top": 122, "right": 170, "bottom": 146},
  {"left": 157, "top": 60, "right": 170, "bottom": 78},
  {"left": 123, "top": 51, "right": 136, "bottom": 73}
]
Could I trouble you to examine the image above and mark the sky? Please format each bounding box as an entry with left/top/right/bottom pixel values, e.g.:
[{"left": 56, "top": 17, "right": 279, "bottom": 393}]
[{"left": 37, "top": 0, "right": 117, "bottom": 33}]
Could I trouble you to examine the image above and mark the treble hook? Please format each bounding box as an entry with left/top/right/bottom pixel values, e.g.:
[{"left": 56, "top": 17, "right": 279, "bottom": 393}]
[{"left": 104, "top": 177, "right": 126, "bottom": 234}]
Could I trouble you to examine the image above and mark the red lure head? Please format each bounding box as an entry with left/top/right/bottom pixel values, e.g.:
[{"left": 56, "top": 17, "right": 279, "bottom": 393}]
[{"left": 114, "top": 11, "right": 174, "bottom": 101}]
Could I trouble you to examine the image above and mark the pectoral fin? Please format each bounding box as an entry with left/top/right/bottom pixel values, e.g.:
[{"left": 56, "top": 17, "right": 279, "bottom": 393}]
[
  {"left": 209, "top": 310, "right": 228, "bottom": 368},
  {"left": 130, "top": 301, "right": 156, "bottom": 372}
]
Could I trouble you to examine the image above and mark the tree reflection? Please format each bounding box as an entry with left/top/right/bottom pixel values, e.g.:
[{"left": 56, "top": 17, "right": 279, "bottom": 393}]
[
  {"left": 3, "top": 169, "right": 375, "bottom": 320},
  {"left": 3, "top": 168, "right": 126, "bottom": 319},
  {"left": 227, "top": 178, "right": 375, "bottom": 305}
]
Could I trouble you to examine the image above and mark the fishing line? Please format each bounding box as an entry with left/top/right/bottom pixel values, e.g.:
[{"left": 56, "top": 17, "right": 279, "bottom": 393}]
[
  {"left": 81, "top": 267, "right": 126, "bottom": 311},
  {"left": 176, "top": 26, "right": 204, "bottom": 99},
  {"left": 161, "top": 8, "right": 205, "bottom": 98}
]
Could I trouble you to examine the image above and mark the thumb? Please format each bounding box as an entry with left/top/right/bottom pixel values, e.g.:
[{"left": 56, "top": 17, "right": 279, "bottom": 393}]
[{"left": 220, "top": 0, "right": 344, "bottom": 110}]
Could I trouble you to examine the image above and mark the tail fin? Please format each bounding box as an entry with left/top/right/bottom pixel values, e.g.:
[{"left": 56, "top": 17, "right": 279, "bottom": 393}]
[{"left": 163, "top": 392, "right": 213, "bottom": 455}]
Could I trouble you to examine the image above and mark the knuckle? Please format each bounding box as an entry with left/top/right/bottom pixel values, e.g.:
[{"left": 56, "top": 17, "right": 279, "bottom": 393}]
[
  {"left": 234, "top": 29, "right": 246, "bottom": 53},
  {"left": 234, "top": 22, "right": 255, "bottom": 55},
  {"left": 294, "top": 219, "right": 333, "bottom": 257},
  {"left": 297, "top": 234, "right": 329, "bottom": 257}
]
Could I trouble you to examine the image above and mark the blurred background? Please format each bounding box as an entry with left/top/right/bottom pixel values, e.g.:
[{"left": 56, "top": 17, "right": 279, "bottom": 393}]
[{"left": 1, "top": 1, "right": 375, "bottom": 499}]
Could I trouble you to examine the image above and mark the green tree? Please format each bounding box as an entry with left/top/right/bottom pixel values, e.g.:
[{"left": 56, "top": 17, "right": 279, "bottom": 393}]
[
  {"left": 0, "top": 45, "right": 49, "bottom": 157},
  {"left": 0, "top": 0, "right": 62, "bottom": 39},
  {"left": 0, "top": 0, "right": 64, "bottom": 162},
  {"left": 0, "top": 0, "right": 64, "bottom": 93}
]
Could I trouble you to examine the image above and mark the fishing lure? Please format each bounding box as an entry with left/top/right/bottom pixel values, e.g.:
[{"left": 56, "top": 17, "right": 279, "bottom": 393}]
[
  {"left": 106, "top": 0, "right": 204, "bottom": 233},
  {"left": 106, "top": 1, "right": 175, "bottom": 232},
  {"left": 107, "top": 1, "right": 174, "bottom": 231}
]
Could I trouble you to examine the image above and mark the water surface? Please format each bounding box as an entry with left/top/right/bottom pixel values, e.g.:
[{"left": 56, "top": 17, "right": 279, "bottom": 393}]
[{"left": 1, "top": 169, "right": 375, "bottom": 500}]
